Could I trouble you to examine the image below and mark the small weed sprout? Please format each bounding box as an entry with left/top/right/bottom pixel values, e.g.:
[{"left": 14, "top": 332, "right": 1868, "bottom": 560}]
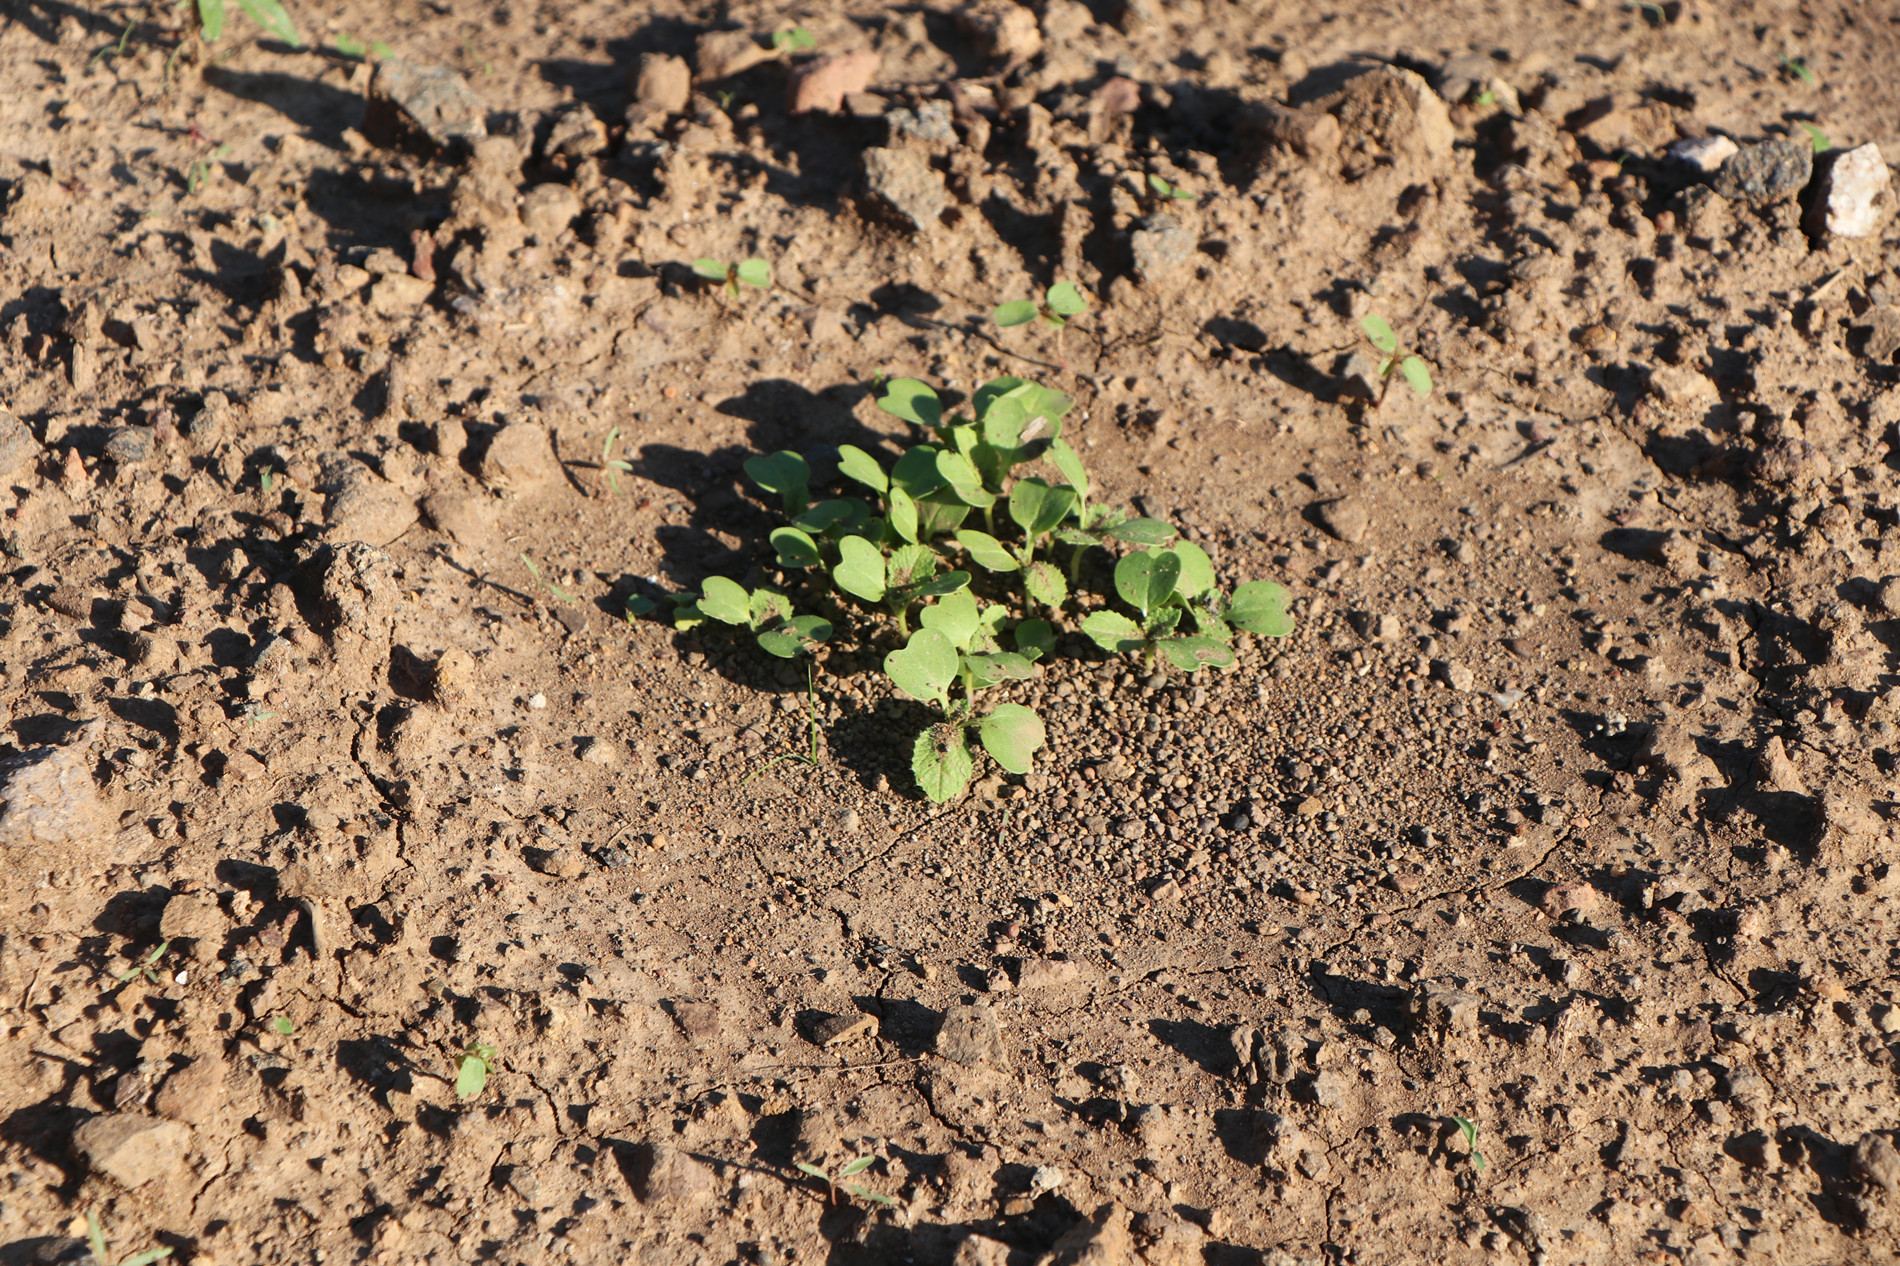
[
  {"left": 690, "top": 257, "right": 773, "bottom": 298},
  {"left": 185, "top": 146, "right": 229, "bottom": 195},
  {"left": 271, "top": 1016, "right": 294, "bottom": 1035},
  {"left": 455, "top": 1041, "right": 497, "bottom": 1099},
  {"left": 600, "top": 425, "right": 633, "bottom": 496},
  {"left": 796, "top": 1155, "right": 896, "bottom": 1207},
  {"left": 190, "top": 0, "right": 303, "bottom": 47},
  {"left": 994, "top": 281, "right": 1088, "bottom": 331},
  {"left": 1451, "top": 1115, "right": 1487, "bottom": 1172},
  {"left": 771, "top": 26, "right": 816, "bottom": 52},
  {"left": 1359, "top": 315, "right": 1433, "bottom": 399},
  {"left": 1798, "top": 122, "right": 1832, "bottom": 154},
  {"left": 1781, "top": 54, "right": 1817, "bottom": 86},
  {"left": 333, "top": 32, "right": 393, "bottom": 59},
  {"left": 520, "top": 552, "right": 574, "bottom": 604},
  {"left": 1146, "top": 173, "right": 1195, "bottom": 202},
  {"left": 743, "top": 664, "right": 825, "bottom": 781},
  {"left": 87, "top": 1210, "right": 174, "bottom": 1266},
  {"left": 113, "top": 941, "right": 171, "bottom": 987}
]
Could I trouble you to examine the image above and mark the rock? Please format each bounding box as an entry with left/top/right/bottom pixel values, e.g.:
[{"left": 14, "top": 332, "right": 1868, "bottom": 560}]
[
  {"left": 48, "top": 584, "right": 95, "bottom": 620},
  {"left": 1016, "top": 956, "right": 1082, "bottom": 988},
  {"left": 1432, "top": 659, "right": 1475, "bottom": 692},
  {"left": 74, "top": 1114, "right": 192, "bottom": 1189},
  {"left": 669, "top": 999, "right": 720, "bottom": 1039},
  {"left": 542, "top": 103, "right": 608, "bottom": 160},
  {"left": 102, "top": 426, "right": 155, "bottom": 466},
  {"left": 1129, "top": 214, "right": 1195, "bottom": 283},
  {"left": 324, "top": 471, "right": 419, "bottom": 546},
  {"left": 626, "top": 1142, "right": 715, "bottom": 1206},
  {"left": 158, "top": 889, "right": 232, "bottom": 960},
  {"left": 0, "top": 723, "right": 108, "bottom": 851},
  {"left": 628, "top": 53, "right": 690, "bottom": 124},
  {"left": 1241, "top": 103, "right": 1341, "bottom": 160},
  {"left": 576, "top": 736, "right": 616, "bottom": 766},
  {"left": 1712, "top": 138, "right": 1812, "bottom": 206},
  {"left": 1648, "top": 365, "right": 1719, "bottom": 409},
  {"left": 787, "top": 50, "right": 880, "bottom": 115},
  {"left": 1854, "top": 1133, "right": 1900, "bottom": 1194},
  {"left": 1540, "top": 882, "right": 1600, "bottom": 919},
  {"left": 0, "top": 408, "right": 39, "bottom": 477},
  {"left": 307, "top": 540, "right": 401, "bottom": 644},
  {"left": 1337, "top": 350, "right": 1382, "bottom": 399},
  {"left": 1667, "top": 134, "right": 1739, "bottom": 174},
  {"left": 420, "top": 490, "right": 497, "bottom": 545},
  {"left": 694, "top": 30, "right": 775, "bottom": 82},
  {"left": 1809, "top": 143, "right": 1891, "bottom": 238},
  {"left": 1043, "top": 1202, "right": 1135, "bottom": 1266},
  {"left": 888, "top": 100, "right": 957, "bottom": 145},
  {"left": 1640, "top": 719, "right": 1722, "bottom": 792},
  {"left": 1410, "top": 987, "right": 1479, "bottom": 1042},
  {"left": 1820, "top": 787, "right": 1880, "bottom": 844},
  {"left": 1307, "top": 1067, "right": 1348, "bottom": 1109},
  {"left": 952, "top": 1236, "right": 1014, "bottom": 1266},
  {"left": 1319, "top": 65, "right": 1453, "bottom": 167},
  {"left": 1751, "top": 437, "right": 1829, "bottom": 485},
  {"left": 809, "top": 1011, "right": 879, "bottom": 1046},
  {"left": 957, "top": 0, "right": 1042, "bottom": 65},
  {"left": 480, "top": 422, "right": 565, "bottom": 492},
  {"left": 1855, "top": 307, "right": 1900, "bottom": 363},
  {"left": 370, "top": 59, "right": 488, "bottom": 150},
  {"left": 525, "top": 846, "right": 585, "bottom": 878},
  {"left": 1879, "top": 577, "right": 1900, "bottom": 617},
  {"left": 369, "top": 273, "right": 434, "bottom": 315},
  {"left": 862, "top": 147, "right": 948, "bottom": 232},
  {"left": 1756, "top": 735, "right": 1809, "bottom": 794},
  {"left": 520, "top": 183, "right": 582, "bottom": 240},
  {"left": 1316, "top": 496, "right": 1370, "bottom": 544},
  {"left": 936, "top": 1003, "right": 1006, "bottom": 1067}
]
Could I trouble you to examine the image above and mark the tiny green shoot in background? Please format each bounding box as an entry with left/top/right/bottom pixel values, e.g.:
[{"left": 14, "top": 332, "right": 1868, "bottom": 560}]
[
  {"left": 771, "top": 26, "right": 816, "bottom": 52},
  {"left": 1146, "top": 174, "right": 1195, "bottom": 201},
  {"left": 87, "top": 1210, "right": 174, "bottom": 1266},
  {"left": 995, "top": 281, "right": 1088, "bottom": 330},
  {"left": 691, "top": 257, "right": 772, "bottom": 298},
  {"left": 796, "top": 1155, "right": 896, "bottom": 1206},
  {"left": 1452, "top": 1115, "right": 1487, "bottom": 1171},
  {"left": 1360, "top": 315, "right": 1433, "bottom": 399},
  {"left": 456, "top": 1041, "right": 497, "bottom": 1099}
]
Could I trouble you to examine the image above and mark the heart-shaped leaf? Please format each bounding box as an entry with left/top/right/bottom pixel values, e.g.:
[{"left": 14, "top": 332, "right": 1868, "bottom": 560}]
[
  {"left": 877, "top": 378, "right": 942, "bottom": 429},
  {"left": 1014, "top": 618, "right": 1056, "bottom": 659},
  {"left": 1399, "top": 355, "right": 1433, "bottom": 398},
  {"left": 920, "top": 588, "right": 980, "bottom": 649},
  {"left": 690, "top": 258, "right": 728, "bottom": 281},
  {"left": 885, "top": 629, "right": 958, "bottom": 705},
  {"left": 792, "top": 498, "right": 858, "bottom": 533},
  {"left": 978, "top": 702, "right": 1045, "bottom": 774},
  {"left": 756, "top": 614, "right": 831, "bottom": 658},
  {"left": 935, "top": 450, "right": 996, "bottom": 508},
  {"left": 748, "top": 588, "right": 792, "bottom": 628},
  {"left": 1047, "top": 438, "right": 1089, "bottom": 502},
  {"left": 1115, "top": 549, "right": 1180, "bottom": 616},
  {"left": 1023, "top": 560, "right": 1068, "bottom": 609},
  {"left": 1360, "top": 314, "right": 1399, "bottom": 356},
  {"left": 671, "top": 599, "right": 705, "bottom": 631},
  {"left": 912, "top": 724, "right": 974, "bottom": 803},
  {"left": 697, "top": 576, "right": 750, "bottom": 624},
  {"left": 973, "top": 378, "right": 1027, "bottom": 418},
  {"left": 1171, "top": 541, "right": 1216, "bottom": 599},
  {"left": 964, "top": 652, "right": 1034, "bottom": 688},
  {"left": 915, "top": 493, "right": 971, "bottom": 540},
  {"left": 1080, "top": 610, "right": 1145, "bottom": 654},
  {"left": 1008, "top": 477, "right": 1077, "bottom": 538},
  {"left": 1157, "top": 635, "right": 1235, "bottom": 672},
  {"left": 891, "top": 446, "right": 948, "bottom": 498},
  {"left": 1226, "top": 580, "right": 1294, "bottom": 637},
  {"left": 910, "top": 571, "right": 971, "bottom": 600},
  {"left": 1044, "top": 281, "right": 1087, "bottom": 317},
  {"left": 744, "top": 451, "right": 810, "bottom": 514},
  {"left": 770, "top": 526, "right": 820, "bottom": 569},
  {"left": 835, "top": 444, "right": 889, "bottom": 494},
  {"left": 1107, "top": 517, "right": 1178, "bottom": 546},
  {"left": 978, "top": 395, "right": 1028, "bottom": 452},
  {"left": 954, "top": 529, "right": 1021, "bottom": 573},
  {"left": 887, "top": 486, "right": 920, "bottom": 543},
  {"left": 734, "top": 258, "right": 771, "bottom": 288},
  {"left": 994, "top": 300, "right": 1038, "bottom": 327},
  {"left": 832, "top": 536, "right": 886, "bottom": 602}
]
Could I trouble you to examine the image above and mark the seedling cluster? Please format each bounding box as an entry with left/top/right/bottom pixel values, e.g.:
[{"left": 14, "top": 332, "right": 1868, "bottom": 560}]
[
  {"left": 691, "top": 257, "right": 773, "bottom": 298},
  {"left": 671, "top": 373, "right": 1293, "bottom": 802},
  {"left": 1360, "top": 315, "right": 1433, "bottom": 400}
]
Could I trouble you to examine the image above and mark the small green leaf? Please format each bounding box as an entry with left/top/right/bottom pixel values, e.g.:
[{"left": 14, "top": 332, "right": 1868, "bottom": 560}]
[
  {"left": 672, "top": 599, "right": 706, "bottom": 631},
  {"left": 756, "top": 614, "right": 831, "bottom": 659},
  {"left": 1171, "top": 541, "right": 1216, "bottom": 600},
  {"left": 234, "top": 0, "right": 301, "bottom": 45},
  {"left": 833, "top": 536, "right": 887, "bottom": 603},
  {"left": 1399, "top": 355, "right": 1433, "bottom": 398},
  {"left": 912, "top": 724, "right": 974, "bottom": 802},
  {"left": 915, "top": 493, "right": 971, "bottom": 540},
  {"left": 919, "top": 588, "right": 980, "bottom": 649},
  {"left": 885, "top": 629, "right": 959, "bottom": 706},
  {"left": 625, "top": 594, "right": 656, "bottom": 618},
  {"left": 735, "top": 258, "right": 772, "bottom": 288},
  {"left": 1046, "top": 438, "right": 1090, "bottom": 503},
  {"left": 1080, "top": 610, "right": 1145, "bottom": 654},
  {"left": 1023, "top": 560, "right": 1068, "bottom": 609},
  {"left": 455, "top": 1043, "right": 496, "bottom": 1100},
  {"left": 886, "top": 542, "right": 940, "bottom": 590},
  {"left": 1226, "top": 580, "right": 1294, "bottom": 637},
  {"left": 978, "top": 703, "right": 1045, "bottom": 775},
  {"left": 796, "top": 1161, "right": 829, "bottom": 1179},
  {"left": 1008, "top": 477, "right": 1077, "bottom": 538},
  {"left": 1107, "top": 518, "right": 1178, "bottom": 546},
  {"left": 371, "top": 40, "right": 392, "bottom": 57},
  {"left": 793, "top": 498, "right": 861, "bottom": 534},
  {"left": 1045, "top": 281, "right": 1088, "bottom": 317},
  {"left": 839, "top": 1155, "right": 876, "bottom": 1178},
  {"left": 935, "top": 450, "right": 996, "bottom": 509},
  {"left": 197, "top": 0, "right": 226, "bottom": 40},
  {"left": 1115, "top": 549, "right": 1181, "bottom": 616},
  {"left": 887, "top": 486, "right": 920, "bottom": 543},
  {"left": 690, "top": 257, "right": 729, "bottom": 281},
  {"left": 964, "top": 652, "right": 1034, "bottom": 687},
  {"left": 334, "top": 32, "right": 365, "bottom": 55},
  {"left": 272, "top": 1016, "right": 293, "bottom": 1035},
  {"left": 87, "top": 1214, "right": 109, "bottom": 1265},
  {"left": 121, "top": 1250, "right": 176, "bottom": 1266},
  {"left": 769, "top": 527, "right": 820, "bottom": 570},
  {"left": 748, "top": 588, "right": 792, "bottom": 628},
  {"left": 744, "top": 451, "right": 811, "bottom": 514},
  {"left": 1157, "top": 635, "right": 1235, "bottom": 672},
  {"left": 994, "top": 300, "right": 1038, "bottom": 327},
  {"left": 1798, "top": 121, "right": 1831, "bottom": 153},
  {"left": 890, "top": 446, "right": 948, "bottom": 498},
  {"left": 835, "top": 444, "right": 890, "bottom": 494},
  {"left": 911, "top": 571, "right": 971, "bottom": 600},
  {"left": 1360, "top": 314, "right": 1400, "bottom": 356},
  {"left": 697, "top": 576, "right": 751, "bottom": 624},
  {"left": 1014, "top": 618, "right": 1056, "bottom": 659},
  {"left": 846, "top": 1184, "right": 897, "bottom": 1205},
  {"left": 954, "top": 529, "right": 1021, "bottom": 573},
  {"left": 1147, "top": 173, "right": 1172, "bottom": 196},
  {"left": 878, "top": 378, "right": 943, "bottom": 429}
]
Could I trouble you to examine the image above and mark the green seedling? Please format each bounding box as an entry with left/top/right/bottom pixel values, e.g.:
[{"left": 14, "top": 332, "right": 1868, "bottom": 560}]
[
  {"left": 1451, "top": 1114, "right": 1487, "bottom": 1171},
  {"left": 771, "top": 26, "right": 816, "bottom": 52},
  {"left": 674, "top": 576, "right": 833, "bottom": 659},
  {"left": 185, "top": 147, "right": 228, "bottom": 195},
  {"left": 600, "top": 425, "right": 633, "bottom": 496},
  {"left": 690, "top": 257, "right": 772, "bottom": 298},
  {"left": 520, "top": 552, "right": 574, "bottom": 604},
  {"left": 189, "top": 0, "right": 303, "bottom": 46},
  {"left": 743, "top": 663, "right": 825, "bottom": 782},
  {"left": 88, "top": 19, "right": 138, "bottom": 69},
  {"left": 624, "top": 592, "right": 657, "bottom": 621},
  {"left": 796, "top": 1155, "right": 897, "bottom": 1207},
  {"left": 334, "top": 32, "right": 393, "bottom": 58},
  {"left": 455, "top": 1041, "right": 497, "bottom": 1099},
  {"left": 272, "top": 1016, "right": 294, "bottom": 1035},
  {"left": 87, "top": 1210, "right": 174, "bottom": 1266},
  {"left": 1146, "top": 173, "right": 1195, "bottom": 202},
  {"left": 1081, "top": 543, "right": 1292, "bottom": 672},
  {"left": 113, "top": 941, "right": 171, "bottom": 987},
  {"left": 259, "top": 467, "right": 276, "bottom": 493},
  {"left": 994, "top": 281, "right": 1088, "bottom": 331},
  {"left": 886, "top": 600, "right": 1047, "bottom": 803},
  {"left": 1798, "top": 122, "right": 1832, "bottom": 154},
  {"left": 1360, "top": 315, "right": 1433, "bottom": 399},
  {"left": 1781, "top": 55, "right": 1817, "bottom": 86},
  {"left": 1473, "top": 87, "right": 1497, "bottom": 108}
]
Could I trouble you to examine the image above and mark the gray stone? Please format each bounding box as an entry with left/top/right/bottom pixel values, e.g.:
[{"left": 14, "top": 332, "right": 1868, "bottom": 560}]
[
  {"left": 935, "top": 1003, "right": 1006, "bottom": 1066},
  {"left": 1667, "top": 134, "right": 1738, "bottom": 174},
  {"left": 0, "top": 721, "right": 107, "bottom": 851},
  {"left": 1316, "top": 497, "right": 1369, "bottom": 544},
  {"left": 372, "top": 59, "right": 488, "bottom": 150},
  {"left": 1854, "top": 1132, "right": 1900, "bottom": 1193},
  {"left": 1432, "top": 659, "right": 1475, "bottom": 692},
  {"left": 626, "top": 1142, "right": 715, "bottom": 1206},
  {"left": 1410, "top": 987, "right": 1479, "bottom": 1041},
  {"left": 627, "top": 54, "right": 690, "bottom": 125},
  {"left": 862, "top": 147, "right": 948, "bottom": 232},
  {"left": 102, "top": 426, "right": 155, "bottom": 466},
  {"left": 889, "top": 100, "right": 956, "bottom": 145},
  {"left": 1129, "top": 214, "right": 1194, "bottom": 283},
  {"left": 75, "top": 1114, "right": 192, "bottom": 1188},
  {"left": 0, "top": 408, "right": 39, "bottom": 477},
  {"left": 1712, "top": 138, "right": 1812, "bottom": 206}
]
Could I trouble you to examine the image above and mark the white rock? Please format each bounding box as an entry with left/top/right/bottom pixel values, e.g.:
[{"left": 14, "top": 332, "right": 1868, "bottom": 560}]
[
  {"left": 1814, "top": 143, "right": 1891, "bottom": 238},
  {"left": 1667, "top": 135, "right": 1738, "bottom": 174}
]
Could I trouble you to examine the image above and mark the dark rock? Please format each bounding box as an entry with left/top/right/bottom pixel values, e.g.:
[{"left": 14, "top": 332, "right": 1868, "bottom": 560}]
[
  {"left": 102, "top": 426, "right": 155, "bottom": 466},
  {"left": 1711, "top": 138, "right": 1812, "bottom": 206},
  {"left": 371, "top": 59, "right": 488, "bottom": 150}
]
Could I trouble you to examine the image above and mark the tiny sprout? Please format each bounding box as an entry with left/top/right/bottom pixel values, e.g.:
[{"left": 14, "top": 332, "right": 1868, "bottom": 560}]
[
  {"left": 771, "top": 26, "right": 816, "bottom": 52},
  {"left": 193, "top": 0, "right": 303, "bottom": 46},
  {"left": 114, "top": 941, "right": 171, "bottom": 986},
  {"left": 995, "top": 281, "right": 1088, "bottom": 330},
  {"left": 601, "top": 425, "right": 633, "bottom": 496},
  {"left": 796, "top": 1155, "right": 896, "bottom": 1207},
  {"left": 272, "top": 1016, "right": 294, "bottom": 1035},
  {"left": 1781, "top": 54, "right": 1817, "bottom": 86},
  {"left": 1473, "top": 87, "right": 1497, "bottom": 108},
  {"left": 1359, "top": 315, "right": 1433, "bottom": 399},
  {"left": 1452, "top": 1115, "right": 1487, "bottom": 1172},
  {"left": 334, "top": 32, "right": 393, "bottom": 59},
  {"left": 520, "top": 552, "right": 575, "bottom": 604},
  {"left": 455, "top": 1041, "right": 498, "bottom": 1099},
  {"left": 690, "top": 257, "right": 773, "bottom": 298},
  {"left": 87, "top": 1210, "right": 175, "bottom": 1266},
  {"left": 1146, "top": 173, "right": 1195, "bottom": 201},
  {"left": 1798, "top": 122, "right": 1831, "bottom": 154}
]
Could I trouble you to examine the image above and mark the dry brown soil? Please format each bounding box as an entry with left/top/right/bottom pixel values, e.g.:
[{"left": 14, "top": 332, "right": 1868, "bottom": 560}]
[{"left": 3, "top": 0, "right": 1900, "bottom": 1262}]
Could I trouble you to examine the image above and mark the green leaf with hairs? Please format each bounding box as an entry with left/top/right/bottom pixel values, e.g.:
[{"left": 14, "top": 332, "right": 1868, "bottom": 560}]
[
  {"left": 912, "top": 724, "right": 974, "bottom": 803},
  {"left": 978, "top": 703, "right": 1045, "bottom": 774},
  {"left": 1157, "top": 635, "right": 1235, "bottom": 672},
  {"left": 1080, "top": 610, "right": 1145, "bottom": 654},
  {"left": 1023, "top": 560, "right": 1068, "bottom": 608}
]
